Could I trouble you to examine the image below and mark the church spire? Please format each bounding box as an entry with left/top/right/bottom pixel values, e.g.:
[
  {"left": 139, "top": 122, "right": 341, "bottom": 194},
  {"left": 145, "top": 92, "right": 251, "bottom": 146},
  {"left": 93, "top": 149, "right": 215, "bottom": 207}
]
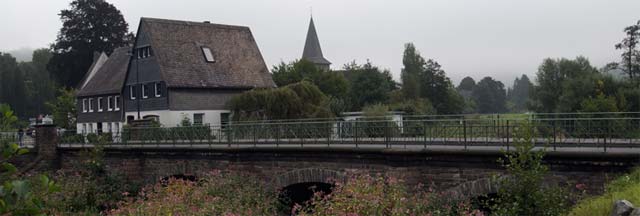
[{"left": 302, "top": 16, "right": 331, "bottom": 70}]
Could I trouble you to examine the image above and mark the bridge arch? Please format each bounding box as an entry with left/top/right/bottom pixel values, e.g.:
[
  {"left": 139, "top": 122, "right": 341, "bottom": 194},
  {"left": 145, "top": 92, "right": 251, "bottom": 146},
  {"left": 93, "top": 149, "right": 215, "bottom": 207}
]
[
  {"left": 272, "top": 168, "right": 346, "bottom": 190},
  {"left": 445, "top": 176, "right": 504, "bottom": 200}
]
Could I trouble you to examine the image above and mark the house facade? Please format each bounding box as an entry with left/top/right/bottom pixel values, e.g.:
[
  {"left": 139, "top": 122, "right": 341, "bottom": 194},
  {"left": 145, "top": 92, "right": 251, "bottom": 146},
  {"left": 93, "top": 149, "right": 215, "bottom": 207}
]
[
  {"left": 76, "top": 47, "right": 130, "bottom": 134},
  {"left": 123, "top": 18, "right": 275, "bottom": 127}
]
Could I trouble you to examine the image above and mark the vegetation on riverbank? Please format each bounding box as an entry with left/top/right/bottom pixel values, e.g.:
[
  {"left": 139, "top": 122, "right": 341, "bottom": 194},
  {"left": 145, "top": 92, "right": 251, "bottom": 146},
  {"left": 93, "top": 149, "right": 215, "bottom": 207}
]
[{"left": 569, "top": 168, "right": 640, "bottom": 216}]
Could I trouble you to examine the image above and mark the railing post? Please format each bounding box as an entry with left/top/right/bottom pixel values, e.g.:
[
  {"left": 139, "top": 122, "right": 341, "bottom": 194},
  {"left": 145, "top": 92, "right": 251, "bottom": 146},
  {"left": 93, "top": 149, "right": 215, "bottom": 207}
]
[
  {"left": 506, "top": 120, "right": 510, "bottom": 151},
  {"left": 423, "top": 121, "right": 427, "bottom": 149},
  {"left": 553, "top": 120, "right": 557, "bottom": 151},
  {"left": 463, "top": 118, "right": 467, "bottom": 150},
  {"left": 385, "top": 121, "right": 390, "bottom": 148},
  {"left": 354, "top": 121, "right": 359, "bottom": 148},
  {"left": 253, "top": 125, "right": 257, "bottom": 148}
]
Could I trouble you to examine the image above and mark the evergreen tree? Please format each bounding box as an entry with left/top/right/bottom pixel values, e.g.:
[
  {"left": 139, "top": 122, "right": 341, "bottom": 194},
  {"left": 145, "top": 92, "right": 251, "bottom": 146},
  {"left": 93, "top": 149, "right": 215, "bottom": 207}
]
[
  {"left": 472, "top": 77, "right": 507, "bottom": 113},
  {"left": 47, "top": 0, "right": 132, "bottom": 87},
  {"left": 611, "top": 20, "right": 640, "bottom": 79},
  {"left": 0, "top": 53, "right": 27, "bottom": 117},
  {"left": 507, "top": 74, "right": 532, "bottom": 112}
]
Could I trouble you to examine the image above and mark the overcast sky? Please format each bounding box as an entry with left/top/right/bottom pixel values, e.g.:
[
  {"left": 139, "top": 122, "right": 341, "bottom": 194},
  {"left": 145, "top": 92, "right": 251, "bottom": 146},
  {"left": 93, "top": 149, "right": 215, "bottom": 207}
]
[{"left": 1, "top": 0, "right": 639, "bottom": 85}]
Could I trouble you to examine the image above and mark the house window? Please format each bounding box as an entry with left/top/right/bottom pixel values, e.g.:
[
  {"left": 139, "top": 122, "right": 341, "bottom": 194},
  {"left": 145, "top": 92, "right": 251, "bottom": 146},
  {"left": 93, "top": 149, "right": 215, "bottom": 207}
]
[
  {"left": 82, "top": 124, "right": 87, "bottom": 134},
  {"left": 136, "top": 46, "right": 152, "bottom": 59},
  {"left": 114, "top": 96, "right": 120, "bottom": 111},
  {"left": 129, "top": 86, "right": 136, "bottom": 99},
  {"left": 142, "top": 84, "right": 149, "bottom": 99},
  {"left": 201, "top": 47, "right": 215, "bottom": 62},
  {"left": 82, "top": 99, "right": 87, "bottom": 113},
  {"left": 88, "top": 98, "right": 94, "bottom": 112},
  {"left": 220, "top": 113, "right": 230, "bottom": 129},
  {"left": 88, "top": 123, "right": 93, "bottom": 133},
  {"left": 155, "top": 82, "right": 162, "bottom": 97},
  {"left": 107, "top": 122, "right": 112, "bottom": 133},
  {"left": 97, "top": 97, "right": 103, "bottom": 112},
  {"left": 193, "top": 113, "right": 204, "bottom": 125},
  {"left": 107, "top": 96, "right": 113, "bottom": 111},
  {"left": 114, "top": 122, "right": 120, "bottom": 133}
]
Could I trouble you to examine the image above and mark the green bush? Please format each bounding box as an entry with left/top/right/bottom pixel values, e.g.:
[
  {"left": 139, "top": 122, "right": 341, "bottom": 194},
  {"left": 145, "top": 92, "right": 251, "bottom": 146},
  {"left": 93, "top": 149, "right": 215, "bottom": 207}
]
[
  {"left": 569, "top": 168, "right": 640, "bottom": 216},
  {"left": 297, "top": 174, "right": 481, "bottom": 216}
]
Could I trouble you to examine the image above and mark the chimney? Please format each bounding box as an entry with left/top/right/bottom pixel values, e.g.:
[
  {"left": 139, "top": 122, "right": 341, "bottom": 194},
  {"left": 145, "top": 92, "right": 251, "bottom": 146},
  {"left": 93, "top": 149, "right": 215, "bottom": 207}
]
[{"left": 203, "top": 21, "right": 211, "bottom": 24}]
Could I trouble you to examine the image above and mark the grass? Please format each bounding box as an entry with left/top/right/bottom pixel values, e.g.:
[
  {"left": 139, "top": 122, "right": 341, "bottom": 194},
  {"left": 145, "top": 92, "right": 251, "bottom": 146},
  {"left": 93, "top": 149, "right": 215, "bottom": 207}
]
[{"left": 569, "top": 168, "right": 640, "bottom": 216}]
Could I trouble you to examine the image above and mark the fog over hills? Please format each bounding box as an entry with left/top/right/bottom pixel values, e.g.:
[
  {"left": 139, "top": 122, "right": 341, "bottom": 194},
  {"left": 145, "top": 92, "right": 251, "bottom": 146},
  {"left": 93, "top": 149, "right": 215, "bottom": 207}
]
[{"left": 5, "top": 47, "right": 35, "bottom": 62}]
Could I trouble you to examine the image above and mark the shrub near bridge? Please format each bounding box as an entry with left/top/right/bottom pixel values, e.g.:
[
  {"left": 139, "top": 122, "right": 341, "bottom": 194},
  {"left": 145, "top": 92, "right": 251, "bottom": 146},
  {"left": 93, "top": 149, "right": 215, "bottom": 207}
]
[
  {"left": 107, "top": 171, "right": 280, "bottom": 216},
  {"left": 296, "top": 174, "right": 483, "bottom": 216}
]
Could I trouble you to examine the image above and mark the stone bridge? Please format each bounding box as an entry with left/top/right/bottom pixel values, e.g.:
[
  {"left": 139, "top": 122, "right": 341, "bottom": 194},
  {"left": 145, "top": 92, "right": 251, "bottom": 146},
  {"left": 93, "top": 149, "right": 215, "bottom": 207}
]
[{"left": 26, "top": 125, "right": 640, "bottom": 200}]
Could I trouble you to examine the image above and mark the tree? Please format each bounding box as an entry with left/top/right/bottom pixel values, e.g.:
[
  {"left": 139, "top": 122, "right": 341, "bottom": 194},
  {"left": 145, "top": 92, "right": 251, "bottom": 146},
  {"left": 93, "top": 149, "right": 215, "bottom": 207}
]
[
  {"left": 20, "top": 49, "right": 57, "bottom": 118},
  {"left": 610, "top": 20, "right": 640, "bottom": 79},
  {"left": 457, "top": 76, "right": 476, "bottom": 92},
  {"left": 344, "top": 61, "right": 396, "bottom": 111},
  {"left": 0, "top": 53, "right": 27, "bottom": 118},
  {"left": 48, "top": 0, "right": 132, "bottom": 87},
  {"left": 529, "top": 57, "right": 598, "bottom": 113},
  {"left": 472, "top": 77, "right": 507, "bottom": 114},
  {"left": 400, "top": 43, "right": 464, "bottom": 114},
  {"left": 271, "top": 60, "right": 349, "bottom": 99},
  {"left": 46, "top": 88, "right": 77, "bottom": 129},
  {"left": 401, "top": 43, "right": 424, "bottom": 100},
  {"left": 507, "top": 75, "right": 532, "bottom": 112},
  {"left": 227, "top": 81, "right": 332, "bottom": 120},
  {"left": 489, "top": 121, "right": 568, "bottom": 215}
]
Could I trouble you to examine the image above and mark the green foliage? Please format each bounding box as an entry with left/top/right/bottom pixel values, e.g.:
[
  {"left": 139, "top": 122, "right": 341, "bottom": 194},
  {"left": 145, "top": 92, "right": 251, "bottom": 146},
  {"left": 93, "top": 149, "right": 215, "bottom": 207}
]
[
  {"left": 0, "top": 53, "right": 27, "bottom": 118},
  {"left": 569, "top": 168, "right": 640, "bottom": 216},
  {"left": 343, "top": 61, "right": 396, "bottom": 111},
  {"left": 488, "top": 121, "right": 569, "bottom": 215},
  {"left": 458, "top": 76, "right": 477, "bottom": 91},
  {"left": 610, "top": 20, "right": 640, "bottom": 79},
  {"left": 48, "top": 0, "right": 133, "bottom": 87},
  {"left": 0, "top": 139, "right": 59, "bottom": 215},
  {"left": 400, "top": 43, "right": 465, "bottom": 114},
  {"left": 0, "top": 104, "right": 18, "bottom": 131},
  {"left": 507, "top": 74, "right": 532, "bottom": 112},
  {"left": 19, "top": 49, "right": 57, "bottom": 118},
  {"left": 46, "top": 88, "right": 76, "bottom": 129},
  {"left": 472, "top": 77, "right": 507, "bottom": 114},
  {"left": 297, "top": 174, "right": 482, "bottom": 216},
  {"left": 227, "top": 81, "right": 333, "bottom": 120},
  {"left": 108, "top": 171, "right": 280, "bottom": 215},
  {"left": 529, "top": 57, "right": 600, "bottom": 113},
  {"left": 47, "top": 140, "right": 138, "bottom": 214},
  {"left": 272, "top": 59, "right": 349, "bottom": 99}
]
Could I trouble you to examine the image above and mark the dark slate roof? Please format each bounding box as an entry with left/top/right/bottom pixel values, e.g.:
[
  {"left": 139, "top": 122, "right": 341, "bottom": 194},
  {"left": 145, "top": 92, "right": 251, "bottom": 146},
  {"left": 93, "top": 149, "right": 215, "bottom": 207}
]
[
  {"left": 301, "top": 17, "right": 331, "bottom": 65},
  {"left": 140, "top": 17, "right": 275, "bottom": 89},
  {"left": 77, "top": 46, "right": 131, "bottom": 97}
]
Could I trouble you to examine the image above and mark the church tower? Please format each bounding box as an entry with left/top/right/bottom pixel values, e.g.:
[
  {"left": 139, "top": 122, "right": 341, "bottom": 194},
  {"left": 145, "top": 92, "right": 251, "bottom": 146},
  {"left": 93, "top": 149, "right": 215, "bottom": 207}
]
[{"left": 302, "top": 16, "right": 331, "bottom": 70}]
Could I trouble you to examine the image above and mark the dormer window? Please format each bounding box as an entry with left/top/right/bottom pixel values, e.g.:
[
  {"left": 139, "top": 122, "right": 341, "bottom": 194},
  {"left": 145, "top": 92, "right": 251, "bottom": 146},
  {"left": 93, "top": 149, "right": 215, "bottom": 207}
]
[
  {"left": 142, "top": 84, "right": 149, "bottom": 99},
  {"left": 97, "top": 97, "right": 103, "bottom": 112},
  {"left": 130, "top": 86, "right": 136, "bottom": 100},
  {"left": 201, "top": 47, "right": 215, "bottom": 62},
  {"left": 107, "top": 96, "right": 113, "bottom": 111},
  {"left": 155, "top": 82, "right": 162, "bottom": 97},
  {"left": 82, "top": 99, "right": 87, "bottom": 113},
  {"left": 88, "top": 98, "right": 94, "bottom": 112},
  {"left": 136, "top": 46, "right": 152, "bottom": 59},
  {"left": 114, "top": 96, "right": 120, "bottom": 111}
]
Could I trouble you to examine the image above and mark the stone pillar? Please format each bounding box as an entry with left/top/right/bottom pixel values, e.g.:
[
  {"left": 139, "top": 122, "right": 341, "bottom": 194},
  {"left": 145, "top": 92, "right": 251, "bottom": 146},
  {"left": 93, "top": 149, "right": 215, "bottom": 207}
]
[{"left": 35, "top": 124, "right": 58, "bottom": 161}]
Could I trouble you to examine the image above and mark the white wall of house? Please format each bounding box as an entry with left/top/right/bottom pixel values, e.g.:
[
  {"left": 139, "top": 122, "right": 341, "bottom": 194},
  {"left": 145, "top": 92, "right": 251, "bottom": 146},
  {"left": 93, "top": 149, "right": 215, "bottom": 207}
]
[
  {"left": 76, "top": 122, "right": 124, "bottom": 134},
  {"left": 125, "top": 110, "right": 230, "bottom": 127}
]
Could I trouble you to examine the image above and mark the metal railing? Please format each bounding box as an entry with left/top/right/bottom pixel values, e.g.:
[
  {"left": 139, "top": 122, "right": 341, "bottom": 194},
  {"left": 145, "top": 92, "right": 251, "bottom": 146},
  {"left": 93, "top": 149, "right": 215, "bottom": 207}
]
[
  {"left": 57, "top": 116, "right": 640, "bottom": 152},
  {"left": 0, "top": 131, "right": 35, "bottom": 148}
]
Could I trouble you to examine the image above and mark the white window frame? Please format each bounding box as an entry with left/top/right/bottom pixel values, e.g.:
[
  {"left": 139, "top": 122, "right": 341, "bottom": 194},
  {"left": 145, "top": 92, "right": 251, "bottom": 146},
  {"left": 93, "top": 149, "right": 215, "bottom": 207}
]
[
  {"left": 107, "top": 123, "right": 112, "bottom": 133},
  {"left": 130, "top": 86, "right": 136, "bottom": 99},
  {"left": 88, "top": 98, "right": 94, "bottom": 112},
  {"left": 107, "top": 96, "right": 113, "bottom": 111},
  {"left": 201, "top": 47, "right": 215, "bottom": 62},
  {"left": 114, "top": 122, "right": 120, "bottom": 133},
  {"left": 155, "top": 82, "right": 161, "bottom": 97},
  {"left": 142, "top": 84, "right": 149, "bottom": 99},
  {"left": 88, "top": 123, "right": 93, "bottom": 133},
  {"left": 97, "top": 97, "right": 103, "bottom": 112},
  {"left": 82, "top": 99, "right": 87, "bottom": 113},
  {"left": 114, "top": 96, "right": 120, "bottom": 111},
  {"left": 82, "top": 124, "right": 87, "bottom": 134}
]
